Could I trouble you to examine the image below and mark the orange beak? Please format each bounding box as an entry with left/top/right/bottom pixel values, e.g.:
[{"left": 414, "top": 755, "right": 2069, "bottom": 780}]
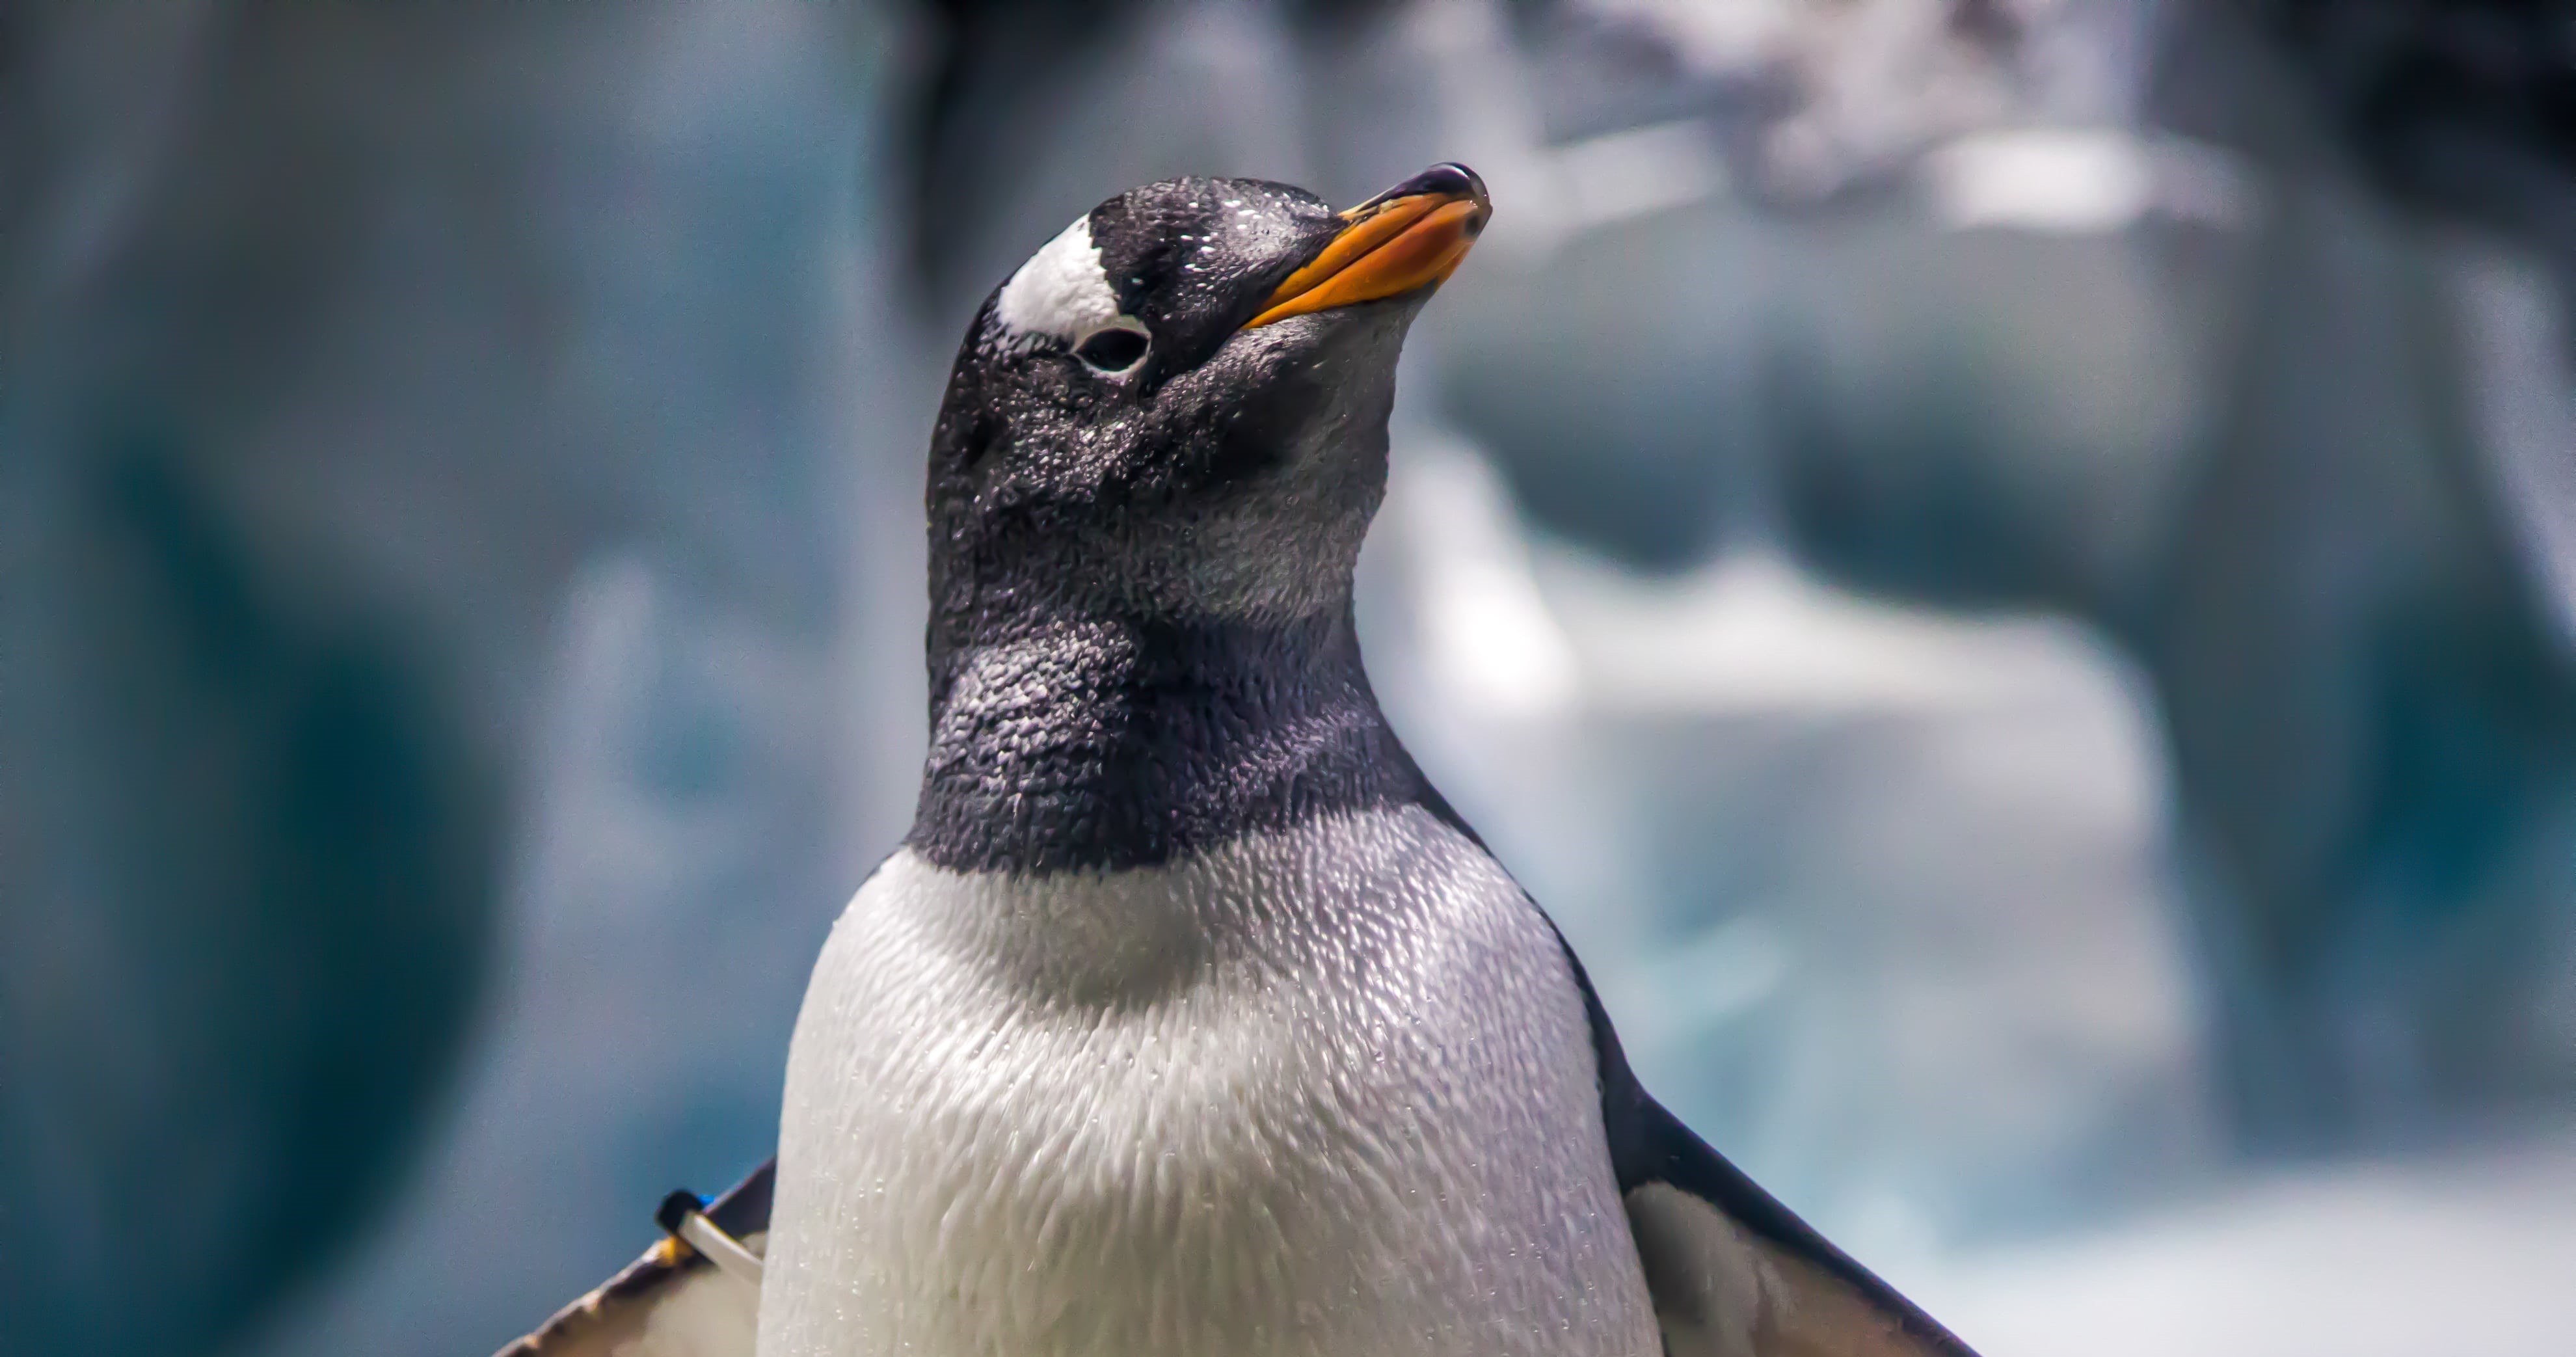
[{"left": 1243, "top": 163, "right": 1491, "bottom": 329}]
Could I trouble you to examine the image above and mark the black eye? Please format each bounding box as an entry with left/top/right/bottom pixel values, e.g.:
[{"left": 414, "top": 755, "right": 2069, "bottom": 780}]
[{"left": 1074, "top": 325, "right": 1150, "bottom": 375}]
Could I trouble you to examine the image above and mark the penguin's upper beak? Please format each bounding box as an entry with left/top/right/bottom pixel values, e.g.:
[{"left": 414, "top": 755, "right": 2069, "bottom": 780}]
[{"left": 1244, "top": 163, "right": 1491, "bottom": 329}]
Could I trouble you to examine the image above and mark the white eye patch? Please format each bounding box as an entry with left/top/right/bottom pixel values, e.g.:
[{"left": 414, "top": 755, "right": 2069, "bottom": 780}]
[{"left": 993, "top": 215, "right": 1127, "bottom": 349}]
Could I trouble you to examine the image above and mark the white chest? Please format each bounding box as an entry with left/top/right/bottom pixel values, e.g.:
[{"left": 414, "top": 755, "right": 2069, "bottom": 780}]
[{"left": 754, "top": 805, "right": 1659, "bottom": 1357}]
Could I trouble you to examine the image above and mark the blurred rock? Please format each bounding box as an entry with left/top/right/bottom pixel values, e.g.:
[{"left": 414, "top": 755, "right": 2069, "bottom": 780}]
[
  {"left": 1432, "top": 0, "right": 2576, "bottom": 1159},
  {"left": 1, "top": 5, "right": 891, "bottom": 1354},
  {"left": 1919, "top": 1134, "right": 2576, "bottom": 1357},
  {"left": 1367, "top": 442, "right": 2212, "bottom": 1249}
]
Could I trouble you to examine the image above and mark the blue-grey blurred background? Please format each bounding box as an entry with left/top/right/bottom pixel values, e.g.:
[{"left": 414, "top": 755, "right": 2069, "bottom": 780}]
[{"left": 5, "top": 2, "right": 2574, "bottom": 1354}]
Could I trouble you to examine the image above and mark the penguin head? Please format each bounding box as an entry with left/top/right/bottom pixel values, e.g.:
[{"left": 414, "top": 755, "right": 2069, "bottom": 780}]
[{"left": 926, "top": 164, "right": 1489, "bottom": 632}]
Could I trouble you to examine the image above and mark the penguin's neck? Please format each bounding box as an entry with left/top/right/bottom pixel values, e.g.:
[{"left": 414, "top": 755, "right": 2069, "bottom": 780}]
[{"left": 907, "top": 604, "right": 1432, "bottom": 874}]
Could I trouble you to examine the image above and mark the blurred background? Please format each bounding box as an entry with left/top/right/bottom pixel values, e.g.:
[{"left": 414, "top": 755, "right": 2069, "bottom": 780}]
[{"left": 4, "top": 1, "right": 2573, "bottom": 1354}]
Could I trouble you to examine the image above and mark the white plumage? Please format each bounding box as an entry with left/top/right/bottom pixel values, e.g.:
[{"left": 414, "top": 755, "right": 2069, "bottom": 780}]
[
  {"left": 756, "top": 803, "right": 1664, "bottom": 1357},
  {"left": 992, "top": 215, "right": 1127, "bottom": 346}
]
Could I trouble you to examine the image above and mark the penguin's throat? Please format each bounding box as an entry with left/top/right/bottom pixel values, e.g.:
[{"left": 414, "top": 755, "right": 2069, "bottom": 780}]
[{"left": 907, "top": 610, "right": 1428, "bottom": 874}]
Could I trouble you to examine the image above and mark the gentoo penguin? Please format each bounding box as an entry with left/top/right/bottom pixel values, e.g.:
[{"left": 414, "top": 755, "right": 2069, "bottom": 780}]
[{"left": 496, "top": 164, "right": 1979, "bottom": 1357}]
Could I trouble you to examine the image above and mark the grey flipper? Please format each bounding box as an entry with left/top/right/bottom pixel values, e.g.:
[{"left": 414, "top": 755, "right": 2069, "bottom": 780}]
[
  {"left": 1408, "top": 772, "right": 1978, "bottom": 1355},
  {"left": 1555, "top": 931, "right": 1981, "bottom": 1357},
  {"left": 492, "top": 1161, "right": 773, "bottom": 1357}
]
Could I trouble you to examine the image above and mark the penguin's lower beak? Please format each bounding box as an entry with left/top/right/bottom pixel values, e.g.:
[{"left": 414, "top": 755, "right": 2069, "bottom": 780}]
[{"left": 1244, "top": 163, "right": 1491, "bottom": 329}]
